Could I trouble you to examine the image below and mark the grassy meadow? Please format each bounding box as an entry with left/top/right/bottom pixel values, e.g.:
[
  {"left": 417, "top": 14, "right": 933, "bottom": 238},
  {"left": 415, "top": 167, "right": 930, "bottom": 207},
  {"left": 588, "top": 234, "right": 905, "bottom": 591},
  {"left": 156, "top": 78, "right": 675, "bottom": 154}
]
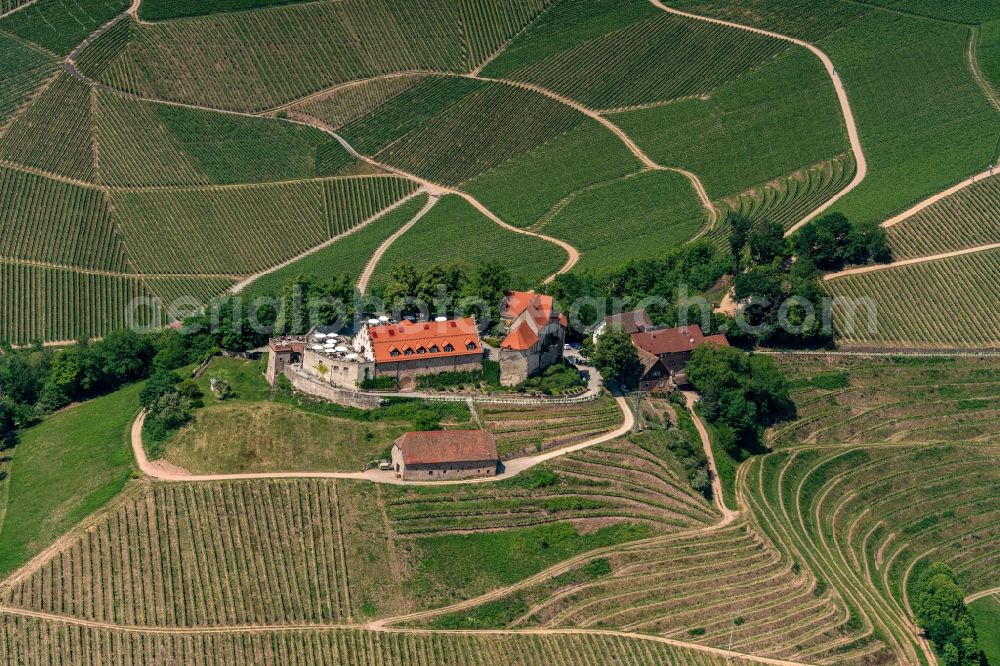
[
  {"left": 0, "top": 382, "right": 140, "bottom": 578},
  {"left": 157, "top": 357, "right": 472, "bottom": 474}
]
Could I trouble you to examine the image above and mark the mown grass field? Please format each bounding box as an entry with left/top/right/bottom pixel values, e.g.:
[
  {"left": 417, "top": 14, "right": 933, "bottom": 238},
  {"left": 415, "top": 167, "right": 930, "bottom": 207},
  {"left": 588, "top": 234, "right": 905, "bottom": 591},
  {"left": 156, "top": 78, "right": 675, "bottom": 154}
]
[
  {"left": 157, "top": 357, "right": 470, "bottom": 473},
  {"left": 886, "top": 173, "right": 1000, "bottom": 259},
  {"left": 970, "top": 593, "right": 1000, "bottom": 666},
  {"left": 366, "top": 195, "right": 567, "bottom": 291},
  {"left": 824, "top": 249, "right": 1000, "bottom": 349},
  {"left": 0, "top": 617, "right": 784, "bottom": 666},
  {"left": 0, "top": 382, "right": 140, "bottom": 579}
]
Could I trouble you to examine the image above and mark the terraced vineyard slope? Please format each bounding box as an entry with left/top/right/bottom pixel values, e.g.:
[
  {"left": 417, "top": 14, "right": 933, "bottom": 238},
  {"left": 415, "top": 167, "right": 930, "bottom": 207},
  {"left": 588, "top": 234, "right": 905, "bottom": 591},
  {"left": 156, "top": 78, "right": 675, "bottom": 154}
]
[
  {"left": 743, "top": 443, "right": 999, "bottom": 666},
  {"left": 770, "top": 355, "right": 1000, "bottom": 448}
]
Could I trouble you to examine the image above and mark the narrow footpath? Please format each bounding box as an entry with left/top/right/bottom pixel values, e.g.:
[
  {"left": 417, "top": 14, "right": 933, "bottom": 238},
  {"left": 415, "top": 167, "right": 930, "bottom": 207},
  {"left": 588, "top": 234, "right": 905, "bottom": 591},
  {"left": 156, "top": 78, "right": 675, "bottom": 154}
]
[{"left": 683, "top": 390, "right": 739, "bottom": 523}]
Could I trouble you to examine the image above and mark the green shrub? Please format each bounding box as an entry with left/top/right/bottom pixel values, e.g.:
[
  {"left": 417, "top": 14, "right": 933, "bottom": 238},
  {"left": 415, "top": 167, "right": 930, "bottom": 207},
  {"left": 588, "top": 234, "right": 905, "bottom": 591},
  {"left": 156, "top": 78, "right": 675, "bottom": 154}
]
[
  {"left": 358, "top": 376, "right": 400, "bottom": 390},
  {"left": 516, "top": 361, "right": 585, "bottom": 395}
]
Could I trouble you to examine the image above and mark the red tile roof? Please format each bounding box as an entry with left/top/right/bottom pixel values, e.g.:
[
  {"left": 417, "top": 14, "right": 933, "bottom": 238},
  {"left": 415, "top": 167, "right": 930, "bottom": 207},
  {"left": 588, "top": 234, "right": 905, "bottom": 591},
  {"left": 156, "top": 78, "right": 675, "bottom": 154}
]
[
  {"left": 394, "top": 430, "right": 499, "bottom": 465},
  {"left": 270, "top": 338, "right": 306, "bottom": 353},
  {"left": 501, "top": 320, "right": 539, "bottom": 351},
  {"left": 500, "top": 291, "right": 564, "bottom": 350},
  {"left": 502, "top": 290, "right": 556, "bottom": 324},
  {"left": 369, "top": 318, "right": 481, "bottom": 363},
  {"left": 630, "top": 325, "right": 728, "bottom": 355}
]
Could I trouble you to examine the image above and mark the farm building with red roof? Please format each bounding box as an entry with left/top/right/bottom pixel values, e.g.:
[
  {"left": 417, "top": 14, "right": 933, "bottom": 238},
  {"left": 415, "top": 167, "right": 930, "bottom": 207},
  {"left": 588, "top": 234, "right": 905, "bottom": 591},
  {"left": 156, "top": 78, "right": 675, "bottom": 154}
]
[
  {"left": 626, "top": 320, "right": 729, "bottom": 391},
  {"left": 498, "top": 291, "right": 567, "bottom": 386},
  {"left": 390, "top": 430, "right": 499, "bottom": 480}
]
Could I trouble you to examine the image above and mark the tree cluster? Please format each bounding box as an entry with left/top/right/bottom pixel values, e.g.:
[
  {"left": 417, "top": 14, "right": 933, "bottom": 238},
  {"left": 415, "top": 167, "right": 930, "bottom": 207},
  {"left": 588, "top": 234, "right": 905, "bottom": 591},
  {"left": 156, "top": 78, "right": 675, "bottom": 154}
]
[
  {"left": 0, "top": 329, "right": 212, "bottom": 450},
  {"left": 140, "top": 369, "right": 204, "bottom": 451},
  {"left": 685, "top": 345, "right": 795, "bottom": 457},
  {"left": 792, "top": 212, "right": 892, "bottom": 270},
  {"left": 374, "top": 260, "right": 512, "bottom": 329},
  {"left": 546, "top": 241, "right": 731, "bottom": 339},
  {"left": 727, "top": 210, "right": 889, "bottom": 348},
  {"left": 591, "top": 326, "right": 640, "bottom": 388},
  {"left": 913, "top": 564, "right": 983, "bottom": 666}
]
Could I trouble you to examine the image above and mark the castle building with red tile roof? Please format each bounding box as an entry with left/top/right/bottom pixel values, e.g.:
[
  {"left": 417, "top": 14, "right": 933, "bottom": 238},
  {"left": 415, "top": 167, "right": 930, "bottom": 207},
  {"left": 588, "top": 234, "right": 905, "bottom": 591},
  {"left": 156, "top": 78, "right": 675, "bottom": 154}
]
[
  {"left": 497, "top": 291, "right": 567, "bottom": 386},
  {"left": 390, "top": 430, "right": 499, "bottom": 480},
  {"left": 267, "top": 317, "right": 483, "bottom": 393}
]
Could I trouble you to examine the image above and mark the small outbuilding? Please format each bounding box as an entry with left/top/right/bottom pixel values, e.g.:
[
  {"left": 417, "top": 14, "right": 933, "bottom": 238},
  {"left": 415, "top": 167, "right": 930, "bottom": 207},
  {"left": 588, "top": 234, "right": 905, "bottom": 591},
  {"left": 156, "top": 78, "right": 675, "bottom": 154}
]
[{"left": 390, "top": 430, "right": 499, "bottom": 481}]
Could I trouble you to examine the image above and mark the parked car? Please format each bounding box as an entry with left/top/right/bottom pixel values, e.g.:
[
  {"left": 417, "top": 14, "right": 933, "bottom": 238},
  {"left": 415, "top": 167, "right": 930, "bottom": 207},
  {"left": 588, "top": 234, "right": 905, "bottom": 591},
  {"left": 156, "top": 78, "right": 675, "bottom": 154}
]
[{"left": 378, "top": 460, "right": 393, "bottom": 471}]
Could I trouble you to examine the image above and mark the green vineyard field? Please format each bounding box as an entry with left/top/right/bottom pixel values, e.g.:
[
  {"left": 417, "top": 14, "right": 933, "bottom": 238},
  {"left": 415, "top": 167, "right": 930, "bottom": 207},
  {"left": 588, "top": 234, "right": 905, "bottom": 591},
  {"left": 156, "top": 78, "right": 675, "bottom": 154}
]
[
  {"left": 292, "top": 75, "right": 430, "bottom": 130},
  {"left": 771, "top": 355, "right": 1000, "bottom": 448},
  {"left": 366, "top": 195, "right": 567, "bottom": 291},
  {"left": 80, "top": 0, "right": 554, "bottom": 112},
  {"left": 0, "top": 32, "right": 57, "bottom": 129},
  {"left": 342, "top": 80, "right": 588, "bottom": 187},
  {"left": 110, "top": 176, "right": 415, "bottom": 275},
  {"left": 744, "top": 443, "right": 1000, "bottom": 665},
  {"left": 670, "top": 0, "right": 1000, "bottom": 224},
  {"left": 0, "top": 617, "right": 781, "bottom": 666},
  {"left": 886, "top": 174, "right": 1000, "bottom": 259},
  {"left": 538, "top": 169, "right": 707, "bottom": 271},
  {"left": 434, "top": 521, "right": 886, "bottom": 664},
  {"left": 0, "top": 0, "right": 128, "bottom": 55},
  {"left": 487, "top": 1, "right": 787, "bottom": 111},
  {"left": 139, "top": 0, "right": 313, "bottom": 21},
  {"left": 824, "top": 249, "right": 1000, "bottom": 348},
  {"left": 464, "top": 121, "right": 639, "bottom": 228},
  {"left": 0, "top": 262, "right": 161, "bottom": 344},
  {"left": 0, "top": 167, "right": 125, "bottom": 270},
  {"left": 96, "top": 92, "right": 356, "bottom": 186},
  {"left": 240, "top": 194, "right": 428, "bottom": 298},
  {"left": 0, "top": 74, "right": 96, "bottom": 183},
  {"left": 0, "top": 479, "right": 414, "bottom": 624},
  {"left": 613, "top": 47, "right": 848, "bottom": 203}
]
